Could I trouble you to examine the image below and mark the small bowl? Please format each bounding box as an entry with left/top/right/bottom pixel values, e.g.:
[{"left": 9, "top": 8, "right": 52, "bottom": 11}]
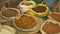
[{"left": 0, "top": 8, "right": 20, "bottom": 21}]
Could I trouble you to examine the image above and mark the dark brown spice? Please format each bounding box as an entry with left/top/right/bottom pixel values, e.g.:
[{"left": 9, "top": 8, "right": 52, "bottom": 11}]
[
  {"left": 2, "top": 9, "right": 18, "bottom": 17},
  {"left": 32, "top": 6, "right": 46, "bottom": 13}
]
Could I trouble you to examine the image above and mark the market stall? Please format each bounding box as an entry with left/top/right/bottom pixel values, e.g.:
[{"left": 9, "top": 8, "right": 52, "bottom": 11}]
[{"left": 0, "top": 0, "right": 60, "bottom": 34}]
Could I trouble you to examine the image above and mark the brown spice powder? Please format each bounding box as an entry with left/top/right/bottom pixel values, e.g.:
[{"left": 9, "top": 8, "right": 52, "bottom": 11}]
[
  {"left": 2, "top": 9, "right": 18, "bottom": 17},
  {"left": 43, "top": 22, "right": 60, "bottom": 34},
  {"left": 50, "top": 13, "right": 60, "bottom": 22},
  {"left": 15, "top": 15, "right": 37, "bottom": 29},
  {"left": 21, "top": 2, "right": 33, "bottom": 6}
]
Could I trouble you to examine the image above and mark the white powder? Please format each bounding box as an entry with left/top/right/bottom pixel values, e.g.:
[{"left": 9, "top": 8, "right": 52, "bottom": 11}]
[
  {"left": 0, "top": 28, "right": 12, "bottom": 34},
  {"left": 0, "top": 25, "right": 15, "bottom": 34}
]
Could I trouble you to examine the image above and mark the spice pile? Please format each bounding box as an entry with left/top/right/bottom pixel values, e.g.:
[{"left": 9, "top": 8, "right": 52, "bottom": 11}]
[
  {"left": 2, "top": 9, "right": 18, "bottom": 17},
  {"left": 21, "top": 2, "right": 33, "bottom": 6},
  {"left": 15, "top": 15, "right": 37, "bottom": 29},
  {"left": 43, "top": 22, "right": 60, "bottom": 34},
  {"left": 32, "top": 6, "right": 46, "bottom": 13},
  {"left": 50, "top": 13, "right": 60, "bottom": 22}
]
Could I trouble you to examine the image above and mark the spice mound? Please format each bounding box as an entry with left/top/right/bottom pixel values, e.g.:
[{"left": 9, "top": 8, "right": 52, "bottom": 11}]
[
  {"left": 32, "top": 6, "right": 46, "bottom": 13},
  {"left": 50, "top": 13, "right": 60, "bottom": 22},
  {"left": 21, "top": 2, "right": 33, "bottom": 6},
  {"left": 43, "top": 22, "right": 60, "bottom": 34},
  {"left": 2, "top": 9, "right": 18, "bottom": 17},
  {"left": 15, "top": 15, "right": 37, "bottom": 29}
]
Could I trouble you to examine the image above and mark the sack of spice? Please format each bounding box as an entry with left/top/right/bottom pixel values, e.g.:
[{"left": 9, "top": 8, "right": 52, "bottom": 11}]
[
  {"left": 48, "top": 12, "right": 60, "bottom": 23},
  {"left": 19, "top": 1, "right": 36, "bottom": 13},
  {"left": 29, "top": 4, "right": 49, "bottom": 17},
  {"left": 13, "top": 14, "right": 43, "bottom": 34},
  {"left": 0, "top": 8, "right": 20, "bottom": 21},
  {"left": 40, "top": 19, "right": 60, "bottom": 34},
  {"left": 0, "top": 25, "right": 16, "bottom": 34}
]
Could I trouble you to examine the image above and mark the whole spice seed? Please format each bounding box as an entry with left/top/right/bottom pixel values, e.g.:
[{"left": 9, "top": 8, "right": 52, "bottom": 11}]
[
  {"left": 15, "top": 15, "right": 37, "bottom": 29},
  {"left": 32, "top": 6, "right": 46, "bottom": 13}
]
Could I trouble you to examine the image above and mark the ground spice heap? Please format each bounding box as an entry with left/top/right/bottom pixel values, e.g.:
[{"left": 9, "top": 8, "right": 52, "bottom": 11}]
[
  {"left": 50, "top": 13, "right": 60, "bottom": 22},
  {"left": 43, "top": 22, "right": 60, "bottom": 34},
  {"left": 15, "top": 15, "right": 37, "bottom": 29},
  {"left": 21, "top": 2, "right": 33, "bottom": 6},
  {"left": 2, "top": 9, "right": 18, "bottom": 17}
]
